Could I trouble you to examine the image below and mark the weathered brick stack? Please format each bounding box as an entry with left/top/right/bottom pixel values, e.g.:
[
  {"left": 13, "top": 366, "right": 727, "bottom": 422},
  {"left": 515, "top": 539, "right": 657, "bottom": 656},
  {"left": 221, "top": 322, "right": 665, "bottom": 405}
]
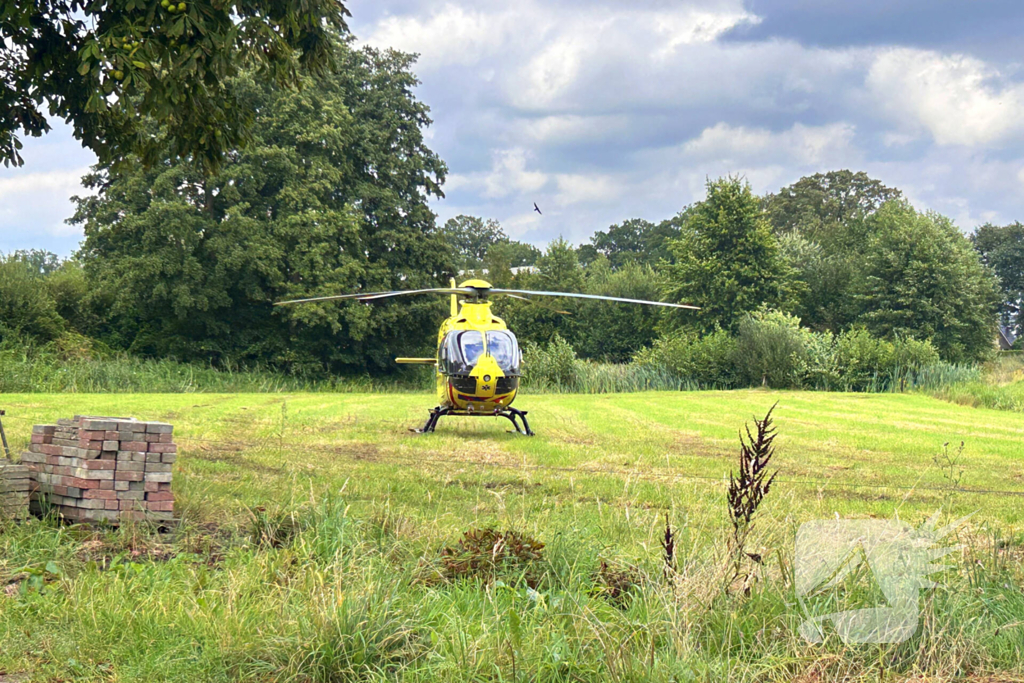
[
  {"left": 0, "top": 461, "right": 32, "bottom": 520},
  {"left": 21, "top": 416, "right": 176, "bottom": 524}
]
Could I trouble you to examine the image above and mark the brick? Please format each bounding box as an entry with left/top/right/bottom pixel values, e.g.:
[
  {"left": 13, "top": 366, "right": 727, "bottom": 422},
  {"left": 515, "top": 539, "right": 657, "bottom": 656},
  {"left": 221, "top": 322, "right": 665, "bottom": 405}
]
[
  {"left": 118, "top": 461, "right": 146, "bottom": 472},
  {"left": 147, "top": 501, "right": 174, "bottom": 512},
  {"left": 85, "top": 460, "right": 116, "bottom": 470},
  {"left": 118, "top": 490, "right": 145, "bottom": 501},
  {"left": 83, "top": 489, "right": 117, "bottom": 500},
  {"left": 159, "top": 433, "right": 174, "bottom": 443},
  {"left": 149, "top": 443, "right": 177, "bottom": 454},
  {"left": 115, "top": 470, "right": 144, "bottom": 482},
  {"left": 114, "top": 480, "right": 129, "bottom": 491},
  {"left": 104, "top": 430, "right": 120, "bottom": 440},
  {"left": 99, "top": 480, "right": 115, "bottom": 491},
  {"left": 101, "top": 440, "right": 118, "bottom": 451},
  {"left": 144, "top": 472, "right": 172, "bottom": 483},
  {"left": 30, "top": 434, "right": 47, "bottom": 444},
  {"left": 144, "top": 482, "right": 161, "bottom": 492},
  {"left": 73, "top": 468, "right": 113, "bottom": 481},
  {"left": 128, "top": 481, "right": 146, "bottom": 492},
  {"left": 146, "top": 423, "right": 174, "bottom": 434},
  {"left": 161, "top": 453, "right": 177, "bottom": 464},
  {"left": 32, "top": 425, "right": 56, "bottom": 435},
  {"left": 145, "top": 491, "right": 174, "bottom": 502},
  {"left": 146, "top": 463, "right": 172, "bottom": 473},
  {"left": 146, "top": 453, "right": 162, "bottom": 464},
  {"left": 122, "top": 441, "right": 148, "bottom": 452},
  {"left": 81, "top": 419, "right": 118, "bottom": 431}
]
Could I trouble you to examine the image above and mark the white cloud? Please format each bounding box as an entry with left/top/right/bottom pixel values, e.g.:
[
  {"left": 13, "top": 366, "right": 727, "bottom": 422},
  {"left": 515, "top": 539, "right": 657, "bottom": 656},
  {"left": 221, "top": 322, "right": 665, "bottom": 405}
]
[
  {"left": 362, "top": 4, "right": 514, "bottom": 68},
  {"left": 555, "top": 173, "right": 621, "bottom": 205},
  {"left": 0, "top": 168, "right": 92, "bottom": 240},
  {"left": 682, "top": 122, "right": 858, "bottom": 166},
  {"left": 867, "top": 48, "right": 1024, "bottom": 146},
  {"left": 446, "top": 148, "right": 548, "bottom": 199}
]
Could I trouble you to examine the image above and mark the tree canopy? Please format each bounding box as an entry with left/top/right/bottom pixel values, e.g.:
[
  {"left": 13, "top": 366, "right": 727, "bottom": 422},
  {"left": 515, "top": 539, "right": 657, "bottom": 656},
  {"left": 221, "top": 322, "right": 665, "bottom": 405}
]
[
  {"left": 1, "top": 0, "right": 348, "bottom": 171},
  {"left": 72, "top": 39, "right": 452, "bottom": 374},
  {"left": 972, "top": 222, "right": 1024, "bottom": 336},
  {"left": 662, "top": 177, "right": 796, "bottom": 333}
]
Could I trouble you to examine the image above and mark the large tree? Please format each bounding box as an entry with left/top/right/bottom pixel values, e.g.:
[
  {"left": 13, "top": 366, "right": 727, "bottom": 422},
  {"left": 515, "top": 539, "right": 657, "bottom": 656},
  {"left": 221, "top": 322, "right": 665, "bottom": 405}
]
[
  {"left": 72, "top": 39, "right": 452, "bottom": 374},
  {"left": 859, "top": 203, "right": 1000, "bottom": 363},
  {"left": 662, "top": 177, "right": 796, "bottom": 333},
  {"left": 586, "top": 216, "right": 683, "bottom": 268},
  {"left": 765, "top": 171, "right": 902, "bottom": 332},
  {"left": 1, "top": 0, "right": 348, "bottom": 170},
  {"left": 972, "top": 222, "right": 1024, "bottom": 336}
]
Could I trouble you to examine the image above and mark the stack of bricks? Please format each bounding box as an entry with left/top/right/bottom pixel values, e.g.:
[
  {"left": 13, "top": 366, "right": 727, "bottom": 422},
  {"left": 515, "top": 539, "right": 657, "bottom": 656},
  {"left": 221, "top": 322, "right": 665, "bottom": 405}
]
[
  {"left": 21, "top": 416, "right": 176, "bottom": 524},
  {"left": 0, "top": 460, "right": 32, "bottom": 521}
]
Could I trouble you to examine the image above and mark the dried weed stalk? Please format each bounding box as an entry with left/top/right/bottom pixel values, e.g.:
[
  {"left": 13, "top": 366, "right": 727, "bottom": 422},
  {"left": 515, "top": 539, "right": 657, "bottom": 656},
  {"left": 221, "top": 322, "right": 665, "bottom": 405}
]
[{"left": 727, "top": 403, "right": 779, "bottom": 584}]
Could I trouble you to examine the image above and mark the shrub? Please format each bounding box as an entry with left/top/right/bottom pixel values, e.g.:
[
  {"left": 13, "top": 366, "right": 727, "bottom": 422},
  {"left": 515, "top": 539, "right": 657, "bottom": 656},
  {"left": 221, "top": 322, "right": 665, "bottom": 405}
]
[
  {"left": 835, "top": 327, "right": 893, "bottom": 390},
  {"left": 635, "top": 329, "right": 737, "bottom": 387},
  {"left": 0, "top": 257, "right": 64, "bottom": 343},
  {"left": 522, "top": 333, "right": 580, "bottom": 389},
  {"left": 734, "top": 308, "right": 807, "bottom": 388}
]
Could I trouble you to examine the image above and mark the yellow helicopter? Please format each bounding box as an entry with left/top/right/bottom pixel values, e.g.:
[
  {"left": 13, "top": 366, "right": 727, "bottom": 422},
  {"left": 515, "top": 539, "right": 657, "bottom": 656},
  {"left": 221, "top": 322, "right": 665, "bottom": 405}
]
[{"left": 276, "top": 279, "right": 697, "bottom": 435}]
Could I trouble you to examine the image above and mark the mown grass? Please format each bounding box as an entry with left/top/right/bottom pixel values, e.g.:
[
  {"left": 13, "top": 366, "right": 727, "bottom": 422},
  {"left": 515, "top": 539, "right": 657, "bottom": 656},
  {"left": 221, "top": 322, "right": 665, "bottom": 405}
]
[{"left": 1, "top": 391, "right": 1023, "bottom": 681}]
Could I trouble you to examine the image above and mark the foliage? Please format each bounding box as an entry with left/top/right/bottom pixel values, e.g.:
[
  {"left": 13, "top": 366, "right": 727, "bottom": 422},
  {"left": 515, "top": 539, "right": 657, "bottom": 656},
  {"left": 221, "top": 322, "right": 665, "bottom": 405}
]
[
  {"left": 521, "top": 334, "right": 578, "bottom": 388},
  {"left": 573, "top": 259, "right": 666, "bottom": 362},
  {"left": 764, "top": 170, "right": 902, "bottom": 251},
  {"left": 0, "top": 0, "right": 349, "bottom": 171},
  {"left": 437, "top": 528, "right": 545, "bottom": 586},
  {"left": 662, "top": 177, "right": 797, "bottom": 333},
  {"left": 972, "top": 221, "right": 1024, "bottom": 336},
  {"left": 442, "top": 215, "right": 506, "bottom": 268},
  {"left": 734, "top": 308, "right": 807, "bottom": 388},
  {"left": 584, "top": 216, "right": 682, "bottom": 267},
  {"left": 72, "top": 40, "right": 452, "bottom": 375},
  {"left": 858, "top": 203, "right": 1001, "bottom": 363},
  {"left": 0, "top": 256, "right": 65, "bottom": 343},
  {"left": 634, "top": 329, "right": 737, "bottom": 387}
]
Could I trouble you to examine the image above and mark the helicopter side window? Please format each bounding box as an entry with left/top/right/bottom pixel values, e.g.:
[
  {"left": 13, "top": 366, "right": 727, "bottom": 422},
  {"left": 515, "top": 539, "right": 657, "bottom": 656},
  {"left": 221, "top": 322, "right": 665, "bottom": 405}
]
[{"left": 486, "top": 331, "right": 520, "bottom": 375}]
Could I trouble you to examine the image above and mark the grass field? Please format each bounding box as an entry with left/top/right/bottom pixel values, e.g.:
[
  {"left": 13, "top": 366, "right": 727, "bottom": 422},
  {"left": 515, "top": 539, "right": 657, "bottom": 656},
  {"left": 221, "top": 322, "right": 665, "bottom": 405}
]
[{"left": 1, "top": 390, "right": 1023, "bottom": 682}]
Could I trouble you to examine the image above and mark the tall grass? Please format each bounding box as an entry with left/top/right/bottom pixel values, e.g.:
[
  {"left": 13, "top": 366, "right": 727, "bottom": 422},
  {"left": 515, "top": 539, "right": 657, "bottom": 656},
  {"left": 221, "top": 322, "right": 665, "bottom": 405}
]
[
  {"left": 1, "top": 496, "right": 1020, "bottom": 682},
  {"left": 0, "top": 344, "right": 430, "bottom": 394}
]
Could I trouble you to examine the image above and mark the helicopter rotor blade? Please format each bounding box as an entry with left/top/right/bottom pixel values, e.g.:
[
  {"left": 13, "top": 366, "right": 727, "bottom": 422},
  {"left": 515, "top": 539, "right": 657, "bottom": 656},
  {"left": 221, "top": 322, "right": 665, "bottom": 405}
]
[
  {"left": 274, "top": 288, "right": 473, "bottom": 306},
  {"left": 490, "top": 289, "right": 700, "bottom": 310},
  {"left": 499, "top": 293, "right": 573, "bottom": 315}
]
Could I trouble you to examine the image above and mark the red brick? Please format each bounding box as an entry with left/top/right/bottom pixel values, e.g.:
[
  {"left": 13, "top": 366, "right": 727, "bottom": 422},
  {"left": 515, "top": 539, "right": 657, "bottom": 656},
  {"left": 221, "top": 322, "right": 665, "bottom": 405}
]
[
  {"left": 85, "top": 459, "right": 116, "bottom": 470},
  {"left": 149, "top": 443, "right": 177, "bottom": 454},
  {"left": 81, "top": 431, "right": 106, "bottom": 440},
  {"left": 68, "top": 477, "right": 101, "bottom": 489},
  {"left": 147, "top": 501, "right": 174, "bottom": 512},
  {"left": 144, "top": 482, "right": 160, "bottom": 492},
  {"left": 114, "top": 470, "right": 143, "bottom": 482},
  {"left": 104, "top": 431, "right": 120, "bottom": 440},
  {"left": 83, "top": 489, "right": 117, "bottom": 500},
  {"left": 30, "top": 434, "right": 46, "bottom": 444},
  {"left": 99, "top": 480, "right": 115, "bottom": 491},
  {"left": 122, "top": 441, "right": 148, "bottom": 451},
  {"left": 145, "top": 491, "right": 175, "bottom": 502},
  {"left": 159, "top": 433, "right": 173, "bottom": 443}
]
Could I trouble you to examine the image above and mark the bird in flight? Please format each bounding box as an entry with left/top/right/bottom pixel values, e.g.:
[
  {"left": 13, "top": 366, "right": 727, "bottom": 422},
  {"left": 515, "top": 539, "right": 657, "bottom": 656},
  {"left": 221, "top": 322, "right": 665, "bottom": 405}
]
[{"left": 533, "top": 202, "right": 542, "bottom": 215}]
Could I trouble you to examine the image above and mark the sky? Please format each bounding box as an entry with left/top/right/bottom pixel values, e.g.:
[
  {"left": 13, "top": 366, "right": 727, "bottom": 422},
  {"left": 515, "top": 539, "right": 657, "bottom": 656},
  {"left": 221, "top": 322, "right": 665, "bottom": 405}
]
[{"left": 3, "top": 0, "right": 1024, "bottom": 255}]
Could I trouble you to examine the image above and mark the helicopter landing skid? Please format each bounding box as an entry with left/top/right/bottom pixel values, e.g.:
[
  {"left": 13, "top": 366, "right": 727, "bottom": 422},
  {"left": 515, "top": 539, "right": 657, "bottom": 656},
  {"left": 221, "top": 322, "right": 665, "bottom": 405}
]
[{"left": 412, "top": 406, "right": 534, "bottom": 436}]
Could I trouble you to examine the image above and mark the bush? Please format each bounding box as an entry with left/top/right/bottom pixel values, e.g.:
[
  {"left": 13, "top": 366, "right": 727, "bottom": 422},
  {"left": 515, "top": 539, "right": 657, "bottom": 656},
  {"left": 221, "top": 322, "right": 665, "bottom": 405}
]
[
  {"left": 521, "top": 334, "right": 580, "bottom": 389},
  {"left": 0, "top": 257, "right": 64, "bottom": 343},
  {"left": 635, "top": 329, "right": 737, "bottom": 387},
  {"left": 734, "top": 309, "right": 807, "bottom": 388}
]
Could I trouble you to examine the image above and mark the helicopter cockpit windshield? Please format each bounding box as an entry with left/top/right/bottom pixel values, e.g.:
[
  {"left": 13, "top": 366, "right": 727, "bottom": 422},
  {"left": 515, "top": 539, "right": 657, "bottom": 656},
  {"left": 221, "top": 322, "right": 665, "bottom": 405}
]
[
  {"left": 441, "top": 330, "right": 484, "bottom": 375},
  {"left": 439, "top": 329, "right": 521, "bottom": 376},
  {"left": 486, "top": 330, "right": 521, "bottom": 375}
]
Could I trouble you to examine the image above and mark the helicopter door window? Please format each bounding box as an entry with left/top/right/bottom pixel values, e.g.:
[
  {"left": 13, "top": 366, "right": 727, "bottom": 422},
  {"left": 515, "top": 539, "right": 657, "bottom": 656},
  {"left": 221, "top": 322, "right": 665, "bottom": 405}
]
[{"left": 486, "top": 331, "right": 520, "bottom": 375}]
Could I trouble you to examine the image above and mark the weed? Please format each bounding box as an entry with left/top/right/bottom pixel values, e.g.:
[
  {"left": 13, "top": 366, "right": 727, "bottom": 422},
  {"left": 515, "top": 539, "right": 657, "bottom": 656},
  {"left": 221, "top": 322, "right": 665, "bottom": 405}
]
[
  {"left": 248, "top": 505, "right": 300, "bottom": 549},
  {"left": 727, "top": 403, "right": 779, "bottom": 585},
  {"left": 593, "top": 559, "right": 641, "bottom": 607},
  {"left": 436, "top": 528, "right": 545, "bottom": 587},
  {"left": 661, "top": 513, "right": 676, "bottom": 574}
]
